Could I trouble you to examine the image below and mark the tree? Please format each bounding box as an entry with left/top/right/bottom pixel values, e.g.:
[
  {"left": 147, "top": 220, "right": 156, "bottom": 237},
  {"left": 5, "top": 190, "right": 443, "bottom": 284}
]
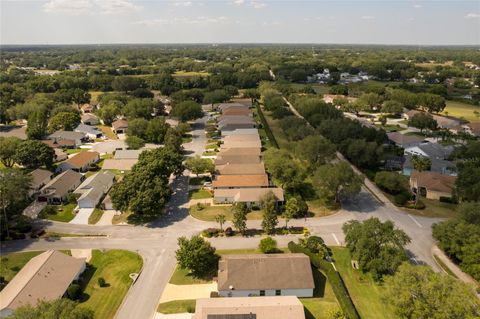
[
  {"left": 418, "top": 93, "right": 446, "bottom": 113},
  {"left": 9, "top": 299, "right": 94, "bottom": 319},
  {"left": 359, "top": 92, "right": 383, "bottom": 111},
  {"left": 164, "top": 127, "right": 183, "bottom": 150},
  {"left": 14, "top": 140, "right": 54, "bottom": 169},
  {"left": 0, "top": 169, "right": 32, "bottom": 238},
  {"left": 125, "top": 135, "right": 145, "bottom": 150},
  {"left": 383, "top": 263, "right": 480, "bottom": 319},
  {"left": 411, "top": 155, "right": 431, "bottom": 172},
  {"left": 97, "top": 101, "right": 121, "bottom": 125},
  {"left": 298, "top": 236, "right": 329, "bottom": 259},
  {"left": 342, "top": 218, "right": 411, "bottom": 280},
  {"left": 127, "top": 118, "right": 149, "bottom": 139},
  {"left": 381, "top": 100, "right": 403, "bottom": 114},
  {"left": 146, "top": 118, "right": 169, "bottom": 144},
  {"left": 171, "top": 100, "right": 203, "bottom": 122},
  {"left": 48, "top": 111, "right": 80, "bottom": 133},
  {"left": 374, "top": 171, "right": 408, "bottom": 194},
  {"left": 112, "top": 76, "right": 145, "bottom": 93},
  {"left": 263, "top": 148, "right": 305, "bottom": 190},
  {"left": 203, "top": 89, "right": 230, "bottom": 104},
  {"left": 342, "top": 139, "right": 383, "bottom": 169},
  {"left": 215, "top": 214, "right": 226, "bottom": 231},
  {"left": 124, "top": 98, "right": 155, "bottom": 119},
  {"left": 259, "top": 236, "right": 279, "bottom": 253},
  {"left": 408, "top": 112, "right": 437, "bottom": 134},
  {"left": 185, "top": 156, "right": 214, "bottom": 176},
  {"left": 283, "top": 197, "right": 300, "bottom": 227},
  {"left": 313, "top": 162, "right": 363, "bottom": 203},
  {"left": 66, "top": 283, "right": 81, "bottom": 300},
  {"left": 175, "top": 235, "right": 219, "bottom": 277},
  {"left": 260, "top": 191, "right": 278, "bottom": 235},
  {"left": 455, "top": 162, "right": 480, "bottom": 202},
  {"left": 0, "top": 137, "right": 21, "bottom": 167},
  {"left": 26, "top": 110, "right": 47, "bottom": 139},
  {"left": 294, "top": 135, "right": 336, "bottom": 169},
  {"left": 232, "top": 202, "right": 248, "bottom": 235}
]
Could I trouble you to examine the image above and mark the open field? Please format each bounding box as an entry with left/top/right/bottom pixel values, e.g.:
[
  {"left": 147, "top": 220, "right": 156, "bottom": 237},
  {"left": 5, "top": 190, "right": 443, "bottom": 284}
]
[
  {"left": 173, "top": 71, "right": 210, "bottom": 77},
  {"left": 330, "top": 247, "right": 398, "bottom": 319},
  {"left": 80, "top": 250, "right": 143, "bottom": 319},
  {"left": 441, "top": 101, "right": 480, "bottom": 122}
]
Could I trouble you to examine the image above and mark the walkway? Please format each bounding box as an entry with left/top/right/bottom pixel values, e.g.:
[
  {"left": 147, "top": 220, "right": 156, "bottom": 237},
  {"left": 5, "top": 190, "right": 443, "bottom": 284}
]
[{"left": 432, "top": 245, "right": 479, "bottom": 288}]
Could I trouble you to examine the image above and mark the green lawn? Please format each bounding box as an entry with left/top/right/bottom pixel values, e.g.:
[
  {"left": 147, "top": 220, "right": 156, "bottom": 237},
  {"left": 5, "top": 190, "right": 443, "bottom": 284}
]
[
  {"left": 375, "top": 124, "right": 405, "bottom": 132},
  {"left": 88, "top": 209, "right": 104, "bottom": 225},
  {"left": 157, "top": 299, "right": 196, "bottom": 314},
  {"left": 0, "top": 251, "right": 43, "bottom": 288},
  {"left": 188, "top": 189, "right": 213, "bottom": 199},
  {"left": 189, "top": 204, "right": 263, "bottom": 221},
  {"left": 66, "top": 148, "right": 82, "bottom": 155},
  {"left": 79, "top": 250, "right": 143, "bottom": 319},
  {"left": 40, "top": 203, "right": 76, "bottom": 222},
  {"left": 169, "top": 265, "right": 213, "bottom": 285},
  {"left": 301, "top": 266, "right": 340, "bottom": 319},
  {"left": 402, "top": 197, "right": 458, "bottom": 219},
  {"left": 182, "top": 134, "right": 193, "bottom": 144},
  {"left": 96, "top": 125, "right": 118, "bottom": 140},
  {"left": 202, "top": 150, "right": 217, "bottom": 156},
  {"left": 173, "top": 71, "right": 210, "bottom": 77},
  {"left": 330, "top": 247, "right": 398, "bottom": 319},
  {"left": 441, "top": 101, "right": 480, "bottom": 122},
  {"left": 189, "top": 176, "right": 211, "bottom": 185},
  {"left": 307, "top": 199, "right": 339, "bottom": 218}
]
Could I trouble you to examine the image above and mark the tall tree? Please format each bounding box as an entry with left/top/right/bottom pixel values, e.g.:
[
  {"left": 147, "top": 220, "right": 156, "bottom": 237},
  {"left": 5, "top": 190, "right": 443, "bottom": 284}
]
[
  {"left": 411, "top": 155, "right": 431, "bottom": 172},
  {"left": 283, "top": 197, "right": 299, "bottom": 228},
  {"left": 47, "top": 111, "right": 80, "bottom": 133},
  {"left": 171, "top": 101, "right": 203, "bottom": 122},
  {"left": 185, "top": 156, "right": 214, "bottom": 177},
  {"left": 8, "top": 299, "right": 94, "bottom": 319},
  {"left": 175, "top": 235, "right": 219, "bottom": 277},
  {"left": 232, "top": 202, "right": 248, "bottom": 235},
  {"left": 260, "top": 191, "right": 278, "bottom": 235},
  {"left": 408, "top": 112, "right": 437, "bottom": 134},
  {"left": 0, "top": 137, "right": 21, "bottom": 167},
  {"left": 14, "top": 140, "right": 54, "bottom": 169},
  {"left": 384, "top": 263, "right": 480, "bottom": 319},
  {"left": 295, "top": 135, "right": 336, "bottom": 169},
  {"left": 26, "top": 110, "right": 47, "bottom": 139},
  {"left": 215, "top": 214, "right": 226, "bottom": 231},
  {"left": 342, "top": 218, "right": 411, "bottom": 280},
  {"left": 263, "top": 148, "right": 305, "bottom": 190},
  {"left": 313, "top": 162, "right": 363, "bottom": 203}
]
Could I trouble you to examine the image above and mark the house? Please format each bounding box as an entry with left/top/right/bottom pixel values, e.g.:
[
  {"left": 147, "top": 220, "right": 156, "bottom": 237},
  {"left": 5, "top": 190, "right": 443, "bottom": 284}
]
[
  {"left": 101, "top": 159, "right": 137, "bottom": 170},
  {"left": 38, "top": 170, "right": 83, "bottom": 204},
  {"left": 217, "top": 103, "right": 248, "bottom": 113},
  {"left": 193, "top": 296, "right": 305, "bottom": 319},
  {"left": 114, "top": 149, "right": 142, "bottom": 160},
  {"left": 57, "top": 151, "right": 100, "bottom": 173},
  {"left": 322, "top": 94, "right": 357, "bottom": 104},
  {"left": 80, "top": 103, "right": 94, "bottom": 113},
  {"left": 403, "top": 142, "right": 455, "bottom": 176},
  {"left": 213, "top": 174, "right": 269, "bottom": 189},
  {"left": 221, "top": 139, "right": 262, "bottom": 149},
  {"left": 216, "top": 163, "right": 265, "bottom": 175},
  {"left": 215, "top": 154, "right": 261, "bottom": 166},
  {"left": 48, "top": 131, "right": 87, "bottom": 145},
  {"left": 81, "top": 113, "right": 99, "bottom": 125},
  {"left": 0, "top": 126, "right": 27, "bottom": 140},
  {"left": 42, "top": 138, "right": 76, "bottom": 149},
  {"left": 223, "top": 134, "right": 260, "bottom": 142},
  {"left": 74, "top": 171, "right": 115, "bottom": 208},
  {"left": 387, "top": 132, "right": 424, "bottom": 148},
  {"left": 222, "top": 108, "right": 252, "bottom": 117},
  {"left": 0, "top": 250, "right": 85, "bottom": 314},
  {"left": 217, "top": 254, "right": 314, "bottom": 297},
  {"left": 112, "top": 119, "right": 128, "bottom": 134},
  {"left": 218, "top": 115, "right": 255, "bottom": 125},
  {"left": 29, "top": 169, "right": 53, "bottom": 196},
  {"left": 410, "top": 170, "right": 457, "bottom": 200},
  {"left": 221, "top": 128, "right": 259, "bottom": 137},
  {"left": 217, "top": 147, "right": 262, "bottom": 157},
  {"left": 214, "top": 187, "right": 284, "bottom": 205},
  {"left": 75, "top": 124, "right": 102, "bottom": 140},
  {"left": 232, "top": 98, "right": 253, "bottom": 107},
  {"left": 453, "top": 122, "right": 480, "bottom": 137}
]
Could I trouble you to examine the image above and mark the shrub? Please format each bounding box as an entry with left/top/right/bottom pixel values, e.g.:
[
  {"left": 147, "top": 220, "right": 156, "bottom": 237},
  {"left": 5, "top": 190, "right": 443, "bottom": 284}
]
[
  {"left": 405, "top": 200, "right": 426, "bottom": 210},
  {"left": 41, "top": 205, "right": 58, "bottom": 216},
  {"left": 67, "top": 193, "right": 78, "bottom": 204},
  {"left": 259, "top": 236, "right": 278, "bottom": 254},
  {"left": 224, "top": 227, "right": 234, "bottom": 237},
  {"left": 394, "top": 192, "right": 410, "bottom": 206},
  {"left": 66, "top": 283, "right": 82, "bottom": 300},
  {"left": 439, "top": 196, "right": 455, "bottom": 204},
  {"left": 98, "top": 277, "right": 106, "bottom": 287},
  {"left": 289, "top": 226, "right": 304, "bottom": 234},
  {"left": 201, "top": 228, "right": 221, "bottom": 238},
  {"left": 196, "top": 203, "right": 205, "bottom": 211}
]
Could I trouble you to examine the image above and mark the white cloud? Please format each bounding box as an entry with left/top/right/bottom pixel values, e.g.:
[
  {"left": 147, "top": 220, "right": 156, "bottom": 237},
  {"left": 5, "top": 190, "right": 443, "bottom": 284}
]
[
  {"left": 249, "top": 1, "right": 266, "bottom": 9},
  {"left": 413, "top": 4, "right": 422, "bottom": 8},
  {"left": 43, "top": 0, "right": 141, "bottom": 15},
  {"left": 233, "top": 0, "right": 245, "bottom": 5},
  {"left": 361, "top": 15, "right": 375, "bottom": 20},
  {"left": 465, "top": 12, "right": 480, "bottom": 19},
  {"left": 132, "top": 16, "right": 229, "bottom": 26},
  {"left": 171, "top": 1, "right": 193, "bottom": 7}
]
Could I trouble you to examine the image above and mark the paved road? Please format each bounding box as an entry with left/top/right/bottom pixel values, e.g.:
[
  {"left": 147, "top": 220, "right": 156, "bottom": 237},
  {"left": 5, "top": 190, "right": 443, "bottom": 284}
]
[{"left": 1, "top": 115, "right": 443, "bottom": 319}]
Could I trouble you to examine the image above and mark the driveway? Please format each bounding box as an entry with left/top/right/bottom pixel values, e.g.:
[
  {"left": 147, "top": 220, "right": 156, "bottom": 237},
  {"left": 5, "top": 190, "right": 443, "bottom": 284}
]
[
  {"left": 160, "top": 282, "right": 217, "bottom": 303},
  {"left": 70, "top": 208, "right": 94, "bottom": 225},
  {"left": 96, "top": 210, "right": 116, "bottom": 225}
]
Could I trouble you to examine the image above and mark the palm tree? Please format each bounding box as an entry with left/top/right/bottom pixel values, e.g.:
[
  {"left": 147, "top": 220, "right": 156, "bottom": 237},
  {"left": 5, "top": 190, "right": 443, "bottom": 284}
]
[{"left": 215, "top": 214, "right": 226, "bottom": 231}]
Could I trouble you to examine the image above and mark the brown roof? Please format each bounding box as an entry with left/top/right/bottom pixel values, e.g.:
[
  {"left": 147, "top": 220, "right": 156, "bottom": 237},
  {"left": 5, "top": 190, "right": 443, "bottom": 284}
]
[
  {"left": 217, "top": 254, "right": 314, "bottom": 291},
  {"left": 102, "top": 159, "right": 138, "bottom": 170},
  {"left": 411, "top": 170, "right": 457, "bottom": 194},
  {"left": 193, "top": 296, "right": 305, "bottom": 319},
  {"left": 223, "top": 134, "right": 260, "bottom": 142},
  {"left": 231, "top": 98, "right": 253, "bottom": 107},
  {"left": 42, "top": 138, "right": 76, "bottom": 148},
  {"left": 0, "top": 250, "right": 85, "bottom": 311},
  {"left": 221, "top": 140, "right": 262, "bottom": 149},
  {"left": 217, "top": 148, "right": 262, "bottom": 157},
  {"left": 112, "top": 119, "right": 128, "bottom": 130},
  {"left": 216, "top": 163, "right": 265, "bottom": 175},
  {"left": 80, "top": 103, "right": 94, "bottom": 111},
  {"left": 466, "top": 122, "right": 480, "bottom": 135},
  {"left": 215, "top": 154, "right": 261, "bottom": 166},
  {"left": 222, "top": 108, "right": 252, "bottom": 116},
  {"left": 64, "top": 151, "right": 99, "bottom": 169},
  {"left": 213, "top": 174, "right": 269, "bottom": 188},
  {"left": 217, "top": 103, "right": 249, "bottom": 112}
]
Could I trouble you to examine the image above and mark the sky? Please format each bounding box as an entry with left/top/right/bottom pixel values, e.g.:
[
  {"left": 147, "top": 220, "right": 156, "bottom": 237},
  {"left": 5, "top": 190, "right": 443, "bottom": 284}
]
[{"left": 1, "top": 0, "right": 479, "bottom": 45}]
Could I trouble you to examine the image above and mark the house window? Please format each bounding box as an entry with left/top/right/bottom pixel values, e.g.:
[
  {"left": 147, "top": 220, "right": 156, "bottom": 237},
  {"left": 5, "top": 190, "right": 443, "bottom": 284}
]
[
  {"left": 275, "top": 290, "right": 281, "bottom": 296},
  {"left": 259, "top": 290, "right": 265, "bottom": 296}
]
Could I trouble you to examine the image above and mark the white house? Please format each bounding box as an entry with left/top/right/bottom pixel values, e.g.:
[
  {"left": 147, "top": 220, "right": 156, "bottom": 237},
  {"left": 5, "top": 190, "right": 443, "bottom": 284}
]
[{"left": 217, "top": 254, "right": 314, "bottom": 298}]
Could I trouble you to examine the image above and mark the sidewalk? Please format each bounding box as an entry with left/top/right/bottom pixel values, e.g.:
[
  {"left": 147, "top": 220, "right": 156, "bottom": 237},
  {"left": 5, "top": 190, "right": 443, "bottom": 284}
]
[{"left": 432, "top": 245, "right": 479, "bottom": 288}]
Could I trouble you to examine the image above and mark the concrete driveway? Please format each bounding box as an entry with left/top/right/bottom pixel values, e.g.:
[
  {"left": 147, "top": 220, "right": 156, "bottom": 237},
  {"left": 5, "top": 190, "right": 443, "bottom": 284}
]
[
  {"left": 70, "top": 208, "right": 94, "bottom": 225},
  {"left": 160, "top": 282, "right": 217, "bottom": 303}
]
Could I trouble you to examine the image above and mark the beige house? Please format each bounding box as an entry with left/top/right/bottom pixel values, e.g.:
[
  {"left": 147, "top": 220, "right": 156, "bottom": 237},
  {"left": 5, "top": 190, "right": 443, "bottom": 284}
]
[
  {"left": 215, "top": 154, "right": 261, "bottom": 166},
  {"left": 193, "top": 296, "right": 305, "bottom": 319},
  {"left": 112, "top": 119, "right": 128, "bottom": 134},
  {"left": 214, "top": 187, "right": 284, "bottom": 205},
  {"left": 216, "top": 163, "right": 265, "bottom": 175},
  {"left": 410, "top": 170, "right": 457, "bottom": 200},
  {"left": 217, "top": 254, "right": 314, "bottom": 298},
  {"left": 213, "top": 174, "right": 269, "bottom": 189},
  {"left": 0, "top": 250, "right": 85, "bottom": 313},
  {"left": 38, "top": 170, "right": 83, "bottom": 204},
  {"left": 29, "top": 169, "right": 53, "bottom": 196},
  {"left": 57, "top": 151, "right": 100, "bottom": 173}
]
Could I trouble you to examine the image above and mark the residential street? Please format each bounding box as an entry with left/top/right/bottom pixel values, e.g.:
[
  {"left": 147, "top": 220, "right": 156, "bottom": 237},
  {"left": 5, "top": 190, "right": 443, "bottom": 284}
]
[{"left": 1, "top": 115, "right": 442, "bottom": 319}]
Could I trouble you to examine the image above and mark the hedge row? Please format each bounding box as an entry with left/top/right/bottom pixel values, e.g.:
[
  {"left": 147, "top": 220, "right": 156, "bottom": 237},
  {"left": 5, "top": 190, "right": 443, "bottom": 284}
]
[
  {"left": 288, "top": 242, "right": 360, "bottom": 319},
  {"left": 255, "top": 102, "right": 279, "bottom": 149}
]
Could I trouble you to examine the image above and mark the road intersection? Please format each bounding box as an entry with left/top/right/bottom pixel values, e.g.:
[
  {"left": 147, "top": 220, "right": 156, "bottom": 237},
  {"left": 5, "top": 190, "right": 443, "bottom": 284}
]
[{"left": 1, "top": 116, "right": 443, "bottom": 319}]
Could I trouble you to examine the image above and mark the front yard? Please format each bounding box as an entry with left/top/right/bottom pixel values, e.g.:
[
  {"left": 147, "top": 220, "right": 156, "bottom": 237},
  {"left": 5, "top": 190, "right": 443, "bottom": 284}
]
[
  {"left": 39, "top": 203, "right": 76, "bottom": 222},
  {"left": 188, "top": 189, "right": 213, "bottom": 199},
  {"left": 402, "top": 197, "right": 458, "bottom": 219},
  {"left": 189, "top": 204, "right": 263, "bottom": 221}
]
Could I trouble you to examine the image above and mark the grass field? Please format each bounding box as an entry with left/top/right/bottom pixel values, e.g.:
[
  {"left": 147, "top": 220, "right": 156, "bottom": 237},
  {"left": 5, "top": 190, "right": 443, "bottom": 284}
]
[
  {"left": 330, "top": 247, "right": 398, "bottom": 319},
  {"left": 79, "top": 250, "right": 143, "bottom": 319},
  {"left": 89, "top": 91, "right": 104, "bottom": 104},
  {"left": 169, "top": 265, "right": 214, "bottom": 285},
  {"left": 157, "top": 299, "right": 196, "bottom": 314},
  {"left": 188, "top": 189, "right": 213, "bottom": 199},
  {"left": 0, "top": 251, "right": 43, "bottom": 288},
  {"left": 189, "top": 204, "right": 263, "bottom": 221},
  {"left": 40, "top": 203, "right": 76, "bottom": 222},
  {"left": 441, "top": 101, "right": 480, "bottom": 122},
  {"left": 96, "top": 125, "right": 118, "bottom": 140},
  {"left": 173, "top": 71, "right": 210, "bottom": 77},
  {"left": 88, "top": 209, "right": 104, "bottom": 225}
]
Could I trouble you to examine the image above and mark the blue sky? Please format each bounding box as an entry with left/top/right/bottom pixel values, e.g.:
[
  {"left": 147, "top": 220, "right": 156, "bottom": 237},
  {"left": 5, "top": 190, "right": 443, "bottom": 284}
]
[{"left": 1, "top": 0, "right": 479, "bottom": 45}]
